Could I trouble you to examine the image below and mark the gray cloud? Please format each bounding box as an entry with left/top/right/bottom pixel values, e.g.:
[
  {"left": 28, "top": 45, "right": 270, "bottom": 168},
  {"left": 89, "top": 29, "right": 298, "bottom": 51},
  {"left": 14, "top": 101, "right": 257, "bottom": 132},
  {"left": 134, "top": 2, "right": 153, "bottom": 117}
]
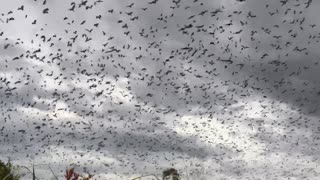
[{"left": 1, "top": 0, "right": 320, "bottom": 179}]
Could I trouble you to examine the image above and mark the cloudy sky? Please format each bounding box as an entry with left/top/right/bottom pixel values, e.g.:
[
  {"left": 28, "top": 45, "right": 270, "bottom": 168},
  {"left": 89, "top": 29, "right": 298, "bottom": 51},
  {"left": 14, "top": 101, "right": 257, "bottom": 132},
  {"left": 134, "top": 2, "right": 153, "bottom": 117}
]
[{"left": 1, "top": 0, "right": 320, "bottom": 179}]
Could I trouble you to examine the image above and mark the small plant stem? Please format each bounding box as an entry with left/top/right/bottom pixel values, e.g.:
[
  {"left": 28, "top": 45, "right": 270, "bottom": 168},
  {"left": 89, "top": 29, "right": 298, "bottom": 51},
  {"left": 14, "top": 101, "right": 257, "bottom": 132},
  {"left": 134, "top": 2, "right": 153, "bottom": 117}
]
[{"left": 131, "top": 174, "right": 160, "bottom": 180}]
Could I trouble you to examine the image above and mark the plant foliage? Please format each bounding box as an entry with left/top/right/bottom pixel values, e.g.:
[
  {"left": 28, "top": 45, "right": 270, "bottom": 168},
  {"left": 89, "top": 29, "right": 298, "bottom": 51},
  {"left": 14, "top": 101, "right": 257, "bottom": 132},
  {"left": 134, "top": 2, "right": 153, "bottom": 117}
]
[{"left": 0, "top": 160, "right": 20, "bottom": 180}]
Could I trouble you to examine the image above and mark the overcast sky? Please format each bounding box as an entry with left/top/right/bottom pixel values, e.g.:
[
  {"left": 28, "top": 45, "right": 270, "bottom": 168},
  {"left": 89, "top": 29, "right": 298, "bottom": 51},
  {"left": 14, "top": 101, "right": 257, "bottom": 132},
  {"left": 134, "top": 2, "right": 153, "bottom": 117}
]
[{"left": 1, "top": 0, "right": 320, "bottom": 179}]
